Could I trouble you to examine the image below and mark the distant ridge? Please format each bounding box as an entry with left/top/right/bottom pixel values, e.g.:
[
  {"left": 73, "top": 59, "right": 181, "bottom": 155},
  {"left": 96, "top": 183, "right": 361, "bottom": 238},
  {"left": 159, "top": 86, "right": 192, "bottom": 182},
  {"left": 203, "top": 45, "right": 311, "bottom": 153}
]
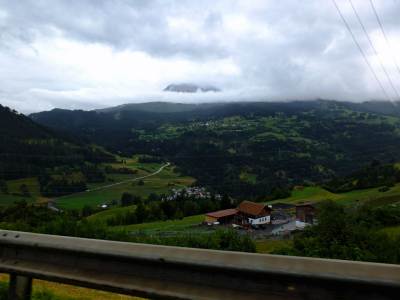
[
  {"left": 96, "top": 102, "right": 202, "bottom": 114},
  {"left": 32, "top": 100, "right": 400, "bottom": 117},
  {"left": 163, "top": 83, "right": 220, "bottom": 93}
]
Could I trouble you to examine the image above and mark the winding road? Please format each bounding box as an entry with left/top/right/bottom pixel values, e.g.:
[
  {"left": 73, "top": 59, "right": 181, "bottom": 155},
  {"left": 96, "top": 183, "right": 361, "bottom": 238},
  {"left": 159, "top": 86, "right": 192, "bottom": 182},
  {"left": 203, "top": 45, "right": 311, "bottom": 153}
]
[{"left": 48, "top": 162, "right": 170, "bottom": 212}]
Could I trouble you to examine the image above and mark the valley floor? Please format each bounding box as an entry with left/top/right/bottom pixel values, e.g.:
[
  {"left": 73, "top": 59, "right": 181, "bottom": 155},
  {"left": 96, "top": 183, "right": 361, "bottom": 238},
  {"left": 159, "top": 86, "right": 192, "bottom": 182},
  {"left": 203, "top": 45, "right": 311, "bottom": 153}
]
[{"left": 0, "top": 157, "right": 195, "bottom": 210}]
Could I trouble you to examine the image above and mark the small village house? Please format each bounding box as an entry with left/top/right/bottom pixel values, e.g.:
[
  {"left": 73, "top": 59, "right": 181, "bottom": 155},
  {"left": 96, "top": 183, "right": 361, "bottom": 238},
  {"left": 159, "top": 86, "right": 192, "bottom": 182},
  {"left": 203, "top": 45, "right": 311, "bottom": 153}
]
[
  {"left": 295, "top": 202, "right": 316, "bottom": 224},
  {"left": 236, "top": 201, "right": 272, "bottom": 227}
]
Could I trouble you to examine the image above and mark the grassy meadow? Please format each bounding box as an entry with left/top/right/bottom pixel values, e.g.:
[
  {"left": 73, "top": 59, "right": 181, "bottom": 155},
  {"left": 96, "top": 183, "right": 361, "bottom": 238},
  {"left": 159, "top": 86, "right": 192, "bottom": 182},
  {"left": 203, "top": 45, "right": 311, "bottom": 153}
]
[
  {"left": 110, "top": 214, "right": 205, "bottom": 233},
  {"left": 87, "top": 204, "right": 136, "bottom": 223},
  {"left": 380, "top": 226, "right": 400, "bottom": 239},
  {"left": 0, "top": 157, "right": 195, "bottom": 210},
  {"left": 270, "top": 184, "right": 400, "bottom": 207},
  {"left": 56, "top": 159, "right": 194, "bottom": 210},
  {"left": 0, "top": 177, "right": 40, "bottom": 206},
  {"left": 255, "top": 239, "right": 293, "bottom": 254}
]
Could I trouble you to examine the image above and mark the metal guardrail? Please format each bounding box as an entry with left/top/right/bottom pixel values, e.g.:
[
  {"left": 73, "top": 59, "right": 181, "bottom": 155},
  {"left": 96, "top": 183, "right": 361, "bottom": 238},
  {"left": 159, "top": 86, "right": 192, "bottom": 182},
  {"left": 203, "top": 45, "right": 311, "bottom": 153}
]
[{"left": 0, "top": 230, "right": 399, "bottom": 300}]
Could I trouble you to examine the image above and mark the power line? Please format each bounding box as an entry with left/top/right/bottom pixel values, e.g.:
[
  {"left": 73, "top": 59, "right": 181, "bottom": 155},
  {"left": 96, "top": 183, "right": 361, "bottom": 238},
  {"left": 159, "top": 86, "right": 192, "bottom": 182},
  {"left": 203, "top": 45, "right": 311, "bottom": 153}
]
[
  {"left": 369, "top": 0, "right": 400, "bottom": 88},
  {"left": 331, "top": 0, "right": 391, "bottom": 101},
  {"left": 348, "top": 0, "right": 400, "bottom": 99}
]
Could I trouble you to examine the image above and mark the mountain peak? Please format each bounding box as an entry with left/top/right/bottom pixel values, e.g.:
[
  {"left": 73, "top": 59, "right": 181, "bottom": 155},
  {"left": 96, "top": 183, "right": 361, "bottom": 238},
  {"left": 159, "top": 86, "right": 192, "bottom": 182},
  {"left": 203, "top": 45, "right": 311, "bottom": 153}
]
[{"left": 163, "top": 83, "right": 220, "bottom": 93}]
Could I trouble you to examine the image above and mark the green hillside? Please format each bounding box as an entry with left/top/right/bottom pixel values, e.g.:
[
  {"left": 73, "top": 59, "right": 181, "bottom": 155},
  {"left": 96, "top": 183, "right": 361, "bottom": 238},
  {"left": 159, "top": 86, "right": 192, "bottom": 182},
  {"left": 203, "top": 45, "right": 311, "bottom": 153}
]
[
  {"left": 110, "top": 214, "right": 204, "bottom": 233},
  {"left": 0, "top": 177, "right": 42, "bottom": 206},
  {"left": 56, "top": 159, "right": 195, "bottom": 210},
  {"left": 271, "top": 184, "right": 400, "bottom": 207},
  {"left": 107, "top": 184, "right": 400, "bottom": 235},
  {"left": 0, "top": 104, "right": 114, "bottom": 181},
  {"left": 87, "top": 205, "right": 137, "bottom": 223},
  {"left": 380, "top": 226, "right": 400, "bottom": 238},
  {"left": 31, "top": 100, "right": 400, "bottom": 199}
]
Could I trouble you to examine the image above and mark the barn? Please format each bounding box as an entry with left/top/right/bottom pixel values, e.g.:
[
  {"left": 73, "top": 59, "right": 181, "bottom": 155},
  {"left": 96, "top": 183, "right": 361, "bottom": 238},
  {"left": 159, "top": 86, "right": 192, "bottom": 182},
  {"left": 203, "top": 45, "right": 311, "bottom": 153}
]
[
  {"left": 236, "top": 201, "right": 272, "bottom": 227},
  {"left": 204, "top": 208, "right": 238, "bottom": 225},
  {"left": 296, "top": 202, "right": 316, "bottom": 224}
]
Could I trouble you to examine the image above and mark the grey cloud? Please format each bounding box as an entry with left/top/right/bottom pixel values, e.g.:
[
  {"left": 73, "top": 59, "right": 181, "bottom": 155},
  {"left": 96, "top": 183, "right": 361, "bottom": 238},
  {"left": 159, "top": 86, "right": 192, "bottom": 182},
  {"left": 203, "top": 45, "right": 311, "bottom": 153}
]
[
  {"left": 0, "top": 0, "right": 400, "bottom": 113},
  {"left": 0, "top": 0, "right": 228, "bottom": 59}
]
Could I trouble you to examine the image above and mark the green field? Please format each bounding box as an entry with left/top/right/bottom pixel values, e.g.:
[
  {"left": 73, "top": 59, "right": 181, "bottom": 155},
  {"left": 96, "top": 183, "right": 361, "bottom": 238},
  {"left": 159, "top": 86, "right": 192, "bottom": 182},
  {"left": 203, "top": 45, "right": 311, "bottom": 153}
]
[
  {"left": 87, "top": 157, "right": 163, "bottom": 190},
  {"left": 97, "top": 230, "right": 292, "bottom": 254},
  {"left": 87, "top": 205, "right": 136, "bottom": 223},
  {"left": 0, "top": 194, "right": 34, "bottom": 206},
  {"left": 255, "top": 239, "right": 293, "bottom": 254},
  {"left": 7, "top": 177, "right": 41, "bottom": 196},
  {"left": 270, "top": 184, "right": 400, "bottom": 207},
  {"left": 0, "top": 158, "right": 194, "bottom": 210},
  {"left": 0, "top": 177, "right": 41, "bottom": 206},
  {"left": 380, "top": 226, "right": 400, "bottom": 239},
  {"left": 239, "top": 171, "right": 257, "bottom": 184},
  {"left": 111, "top": 214, "right": 204, "bottom": 233},
  {"left": 56, "top": 160, "right": 195, "bottom": 210}
]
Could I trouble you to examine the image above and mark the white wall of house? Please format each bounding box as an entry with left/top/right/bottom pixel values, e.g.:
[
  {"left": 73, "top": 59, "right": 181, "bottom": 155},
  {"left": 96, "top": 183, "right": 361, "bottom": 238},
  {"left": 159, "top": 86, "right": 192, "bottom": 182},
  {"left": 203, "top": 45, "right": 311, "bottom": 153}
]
[
  {"left": 248, "top": 216, "right": 270, "bottom": 225},
  {"left": 296, "top": 220, "right": 312, "bottom": 229}
]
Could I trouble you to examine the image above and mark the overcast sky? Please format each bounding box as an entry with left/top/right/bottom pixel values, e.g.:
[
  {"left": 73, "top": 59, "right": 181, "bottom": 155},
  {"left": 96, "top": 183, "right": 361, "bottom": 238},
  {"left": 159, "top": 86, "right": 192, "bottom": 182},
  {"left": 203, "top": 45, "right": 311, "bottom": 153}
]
[{"left": 0, "top": 0, "right": 400, "bottom": 113}]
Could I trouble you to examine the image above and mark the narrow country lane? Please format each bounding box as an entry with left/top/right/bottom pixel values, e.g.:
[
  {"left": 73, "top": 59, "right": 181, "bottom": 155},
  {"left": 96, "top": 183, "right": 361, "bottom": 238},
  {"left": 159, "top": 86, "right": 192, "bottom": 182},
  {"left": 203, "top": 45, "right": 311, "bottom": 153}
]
[{"left": 48, "top": 162, "right": 170, "bottom": 212}]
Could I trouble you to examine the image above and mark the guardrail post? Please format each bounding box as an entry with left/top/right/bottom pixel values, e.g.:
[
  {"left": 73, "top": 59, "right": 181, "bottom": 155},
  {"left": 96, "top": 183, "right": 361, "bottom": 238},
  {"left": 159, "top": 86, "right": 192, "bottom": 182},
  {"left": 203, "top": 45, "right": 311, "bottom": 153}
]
[{"left": 8, "top": 274, "right": 32, "bottom": 300}]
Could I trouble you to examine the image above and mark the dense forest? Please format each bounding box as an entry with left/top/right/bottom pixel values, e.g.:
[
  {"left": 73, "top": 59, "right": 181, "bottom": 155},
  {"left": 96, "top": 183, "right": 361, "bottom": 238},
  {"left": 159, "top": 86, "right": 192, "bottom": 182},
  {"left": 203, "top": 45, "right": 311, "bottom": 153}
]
[
  {"left": 324, "top": 161, "right": 400, "bottom": 193},
  {"left": 31, "top": 100, "right": 400, "bottom": 198},
  {"left": 0, "top": 105, "right": 115, "bottom": 196}
]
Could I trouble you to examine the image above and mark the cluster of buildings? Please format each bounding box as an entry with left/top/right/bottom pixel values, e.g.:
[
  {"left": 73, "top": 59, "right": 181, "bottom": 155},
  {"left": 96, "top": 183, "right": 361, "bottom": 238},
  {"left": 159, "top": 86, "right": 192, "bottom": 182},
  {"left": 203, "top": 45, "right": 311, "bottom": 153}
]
[
  {"left": 204, "top": 200, "right": 316, "bottom": 230},
  {"left": 164, "top": 187, "right": 222, "bottom": 202},
  {"left": 205, "top": 201, "right": 272, "bottom": 227}
]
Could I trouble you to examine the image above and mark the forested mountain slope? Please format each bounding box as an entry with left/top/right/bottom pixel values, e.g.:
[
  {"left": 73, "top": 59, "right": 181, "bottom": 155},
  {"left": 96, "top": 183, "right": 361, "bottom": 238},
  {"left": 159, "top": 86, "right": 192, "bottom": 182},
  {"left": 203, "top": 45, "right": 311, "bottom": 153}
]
[
  {"left": 30, "top": 100, "right": 400, "bottom": 198},
  {"left": 0, "top": 104, "right": 114, "bottom": 180}
]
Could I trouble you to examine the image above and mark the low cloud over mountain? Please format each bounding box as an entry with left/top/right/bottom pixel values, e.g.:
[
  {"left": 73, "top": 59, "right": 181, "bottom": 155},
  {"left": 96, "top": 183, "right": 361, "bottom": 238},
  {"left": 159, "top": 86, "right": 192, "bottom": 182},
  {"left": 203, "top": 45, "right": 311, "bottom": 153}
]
[{"left": 164, "top": 83, "right": 220, "bottom": 93}]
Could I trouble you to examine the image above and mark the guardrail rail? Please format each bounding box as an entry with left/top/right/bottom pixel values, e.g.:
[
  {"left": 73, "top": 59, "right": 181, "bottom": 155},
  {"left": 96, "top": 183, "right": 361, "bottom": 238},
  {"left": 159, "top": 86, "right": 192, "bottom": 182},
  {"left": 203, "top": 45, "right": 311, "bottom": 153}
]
[{"left": 0, "top": 229, "right": 399, "bottom": 299}]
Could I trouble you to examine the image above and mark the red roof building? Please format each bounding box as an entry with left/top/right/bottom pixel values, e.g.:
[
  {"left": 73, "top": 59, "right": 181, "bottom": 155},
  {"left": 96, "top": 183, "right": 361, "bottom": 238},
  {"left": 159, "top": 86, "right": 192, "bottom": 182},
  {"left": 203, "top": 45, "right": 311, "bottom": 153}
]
[
  {"left": 204, "top": 201, "right": 272, "bottom": 227},
  {"left": 205, "top": 208, "right": 238, "bottom": 225},
  {"left": 236, "top": 201, "right": 272, "bottom": 226}
]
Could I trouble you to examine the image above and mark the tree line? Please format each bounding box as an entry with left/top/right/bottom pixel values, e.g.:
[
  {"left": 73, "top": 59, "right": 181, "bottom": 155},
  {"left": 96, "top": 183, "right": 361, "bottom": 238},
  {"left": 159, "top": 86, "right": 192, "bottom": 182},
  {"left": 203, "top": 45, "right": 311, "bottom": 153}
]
[
  {"left": 106, "top": 190, "right": 232, "bottom": 226},
  {"left": 274, "top": 201, "right": 400, "bottom": 264},
  {"left": 0, "top": 200, "right": 255, "bottom": 253}
]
